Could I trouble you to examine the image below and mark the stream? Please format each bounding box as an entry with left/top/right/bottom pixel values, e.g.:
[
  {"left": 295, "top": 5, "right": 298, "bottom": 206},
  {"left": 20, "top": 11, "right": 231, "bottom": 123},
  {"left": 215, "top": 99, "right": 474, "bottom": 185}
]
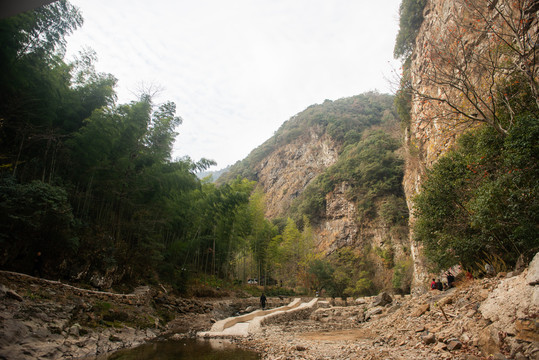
[{"left": 100, "top": 338, "right": 260, "bottom": 360}]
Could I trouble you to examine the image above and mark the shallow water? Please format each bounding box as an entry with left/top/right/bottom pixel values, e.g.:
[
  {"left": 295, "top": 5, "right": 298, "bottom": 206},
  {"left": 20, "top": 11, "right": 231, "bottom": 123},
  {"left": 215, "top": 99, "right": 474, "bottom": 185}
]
[{"left": 104, "top": 338, "right": 260, "bottom": 360}]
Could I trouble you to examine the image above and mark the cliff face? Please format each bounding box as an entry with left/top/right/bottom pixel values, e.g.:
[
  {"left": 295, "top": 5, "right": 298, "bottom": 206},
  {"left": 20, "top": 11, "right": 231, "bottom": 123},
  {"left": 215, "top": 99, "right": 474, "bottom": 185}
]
[
  {"left": 319, "top": 183, "right": 409, "bottom": 290},
  {"left": 220, "top": 93, "right": 409, "bottom": 292},
  {"left": 317, "top": 182, "right": 358, "bottom": 252},
  {"left": 404, "top": 0, "right": 477, "bottom": 291},
  {"left": 254, "top": 127, "right": 339, "bottom": 219},
  {"left": 403, "top": 0, "right": 538, "bottom": 291}
]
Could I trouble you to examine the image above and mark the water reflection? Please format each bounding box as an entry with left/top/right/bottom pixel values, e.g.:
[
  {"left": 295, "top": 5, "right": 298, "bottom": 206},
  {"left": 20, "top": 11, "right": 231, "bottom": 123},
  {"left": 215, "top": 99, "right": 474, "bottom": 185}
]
[{"left": 104, "top": 338, "right": 260, "bottom": 360}]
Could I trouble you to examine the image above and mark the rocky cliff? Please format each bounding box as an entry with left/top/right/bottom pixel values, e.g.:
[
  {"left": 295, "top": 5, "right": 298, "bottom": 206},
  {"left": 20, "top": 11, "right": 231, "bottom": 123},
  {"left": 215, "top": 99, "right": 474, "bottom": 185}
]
[
  {"left": 403, "top": 0, "right": 539, "bottom": 292},
  {"left": 253, "top": 127, "right": 339, "bottom": 219},
  {"left": 221, "top": 93, "right": 411, "bottom": 292}
]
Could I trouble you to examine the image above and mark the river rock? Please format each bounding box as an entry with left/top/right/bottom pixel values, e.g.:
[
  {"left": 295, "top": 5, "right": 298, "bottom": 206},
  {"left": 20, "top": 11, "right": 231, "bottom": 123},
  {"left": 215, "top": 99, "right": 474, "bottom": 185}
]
[
  {"left": 0, "top": 285, "right": 23, "bottom": 302},
  {"left": 447, "top": 340, "right": 462, "bottom": 351},
  {"left": 422, "top": 333, "right": 436, "bottom": 345},
  {"left": 526, "top": 251, "right": 539, "bottom": 286},
  {"left": 372, "top": 292, "right": 392, "bottom": 307}
]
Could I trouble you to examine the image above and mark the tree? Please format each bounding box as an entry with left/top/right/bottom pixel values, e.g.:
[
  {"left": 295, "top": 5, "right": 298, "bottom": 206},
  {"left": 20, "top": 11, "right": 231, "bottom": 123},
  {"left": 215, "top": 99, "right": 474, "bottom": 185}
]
[
  {"left": 0, "top": 3, "right": 115, "bottom": 183},
  {"left": 0, "top": 176, "right": 77, "bottom": 273},
  {"left": 404, "top": 0, "right": 539, "bottom": 136},
  {"left": 413, "top": 115, "right": 539, "bottom": 272},
  {"left": 307, "top": 258, "right": 334, "bottom": 294},
  {"left": 394, "top": 0, "right": 427, "bottom": 60}
]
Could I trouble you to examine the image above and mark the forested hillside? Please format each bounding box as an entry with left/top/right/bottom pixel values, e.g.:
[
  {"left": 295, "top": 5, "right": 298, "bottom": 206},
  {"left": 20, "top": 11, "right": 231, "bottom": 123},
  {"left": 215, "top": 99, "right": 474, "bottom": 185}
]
[
  {"left": 0, "top": 2, "right": 408, "bottom": 297},
  {"left": 0, "top": 1, "right": 263, "bottom": 292},
  {"left": 0, "top": 0, "right": 412, "bottom": 298},
  {"left": 219, "top": 93, "right": 412, "bottom": 296}
]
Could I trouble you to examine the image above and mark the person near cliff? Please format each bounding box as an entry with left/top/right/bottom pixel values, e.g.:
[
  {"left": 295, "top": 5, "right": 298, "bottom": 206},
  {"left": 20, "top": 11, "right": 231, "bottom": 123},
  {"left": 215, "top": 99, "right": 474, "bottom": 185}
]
[
  {"left": 32, "top": 251, "right": 43, "bottom": 277},
  {"left": 430, "top": 278, "right": 437, "bottom": 290},
  {"left": 446, "top": 272, "right": 455, "bottom": 288},
  {"left": 260, "top": 293, "right": 267, "bottom": 310},
  {"left": 436, "top": 279, "right": 443, "bottom": 291}
]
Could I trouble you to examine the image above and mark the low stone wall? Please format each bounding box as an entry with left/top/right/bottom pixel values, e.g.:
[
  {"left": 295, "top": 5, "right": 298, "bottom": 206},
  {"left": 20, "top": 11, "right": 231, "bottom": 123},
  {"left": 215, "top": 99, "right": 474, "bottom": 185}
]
[
  {"left": 209, "top": 298, "right": 302, "bottom": 333},
  {"left": 256, "top": 298, "right": 319, "bottom": 329},
  {"left": 198, "top": 298, "right": 319, "bottom": 338}
]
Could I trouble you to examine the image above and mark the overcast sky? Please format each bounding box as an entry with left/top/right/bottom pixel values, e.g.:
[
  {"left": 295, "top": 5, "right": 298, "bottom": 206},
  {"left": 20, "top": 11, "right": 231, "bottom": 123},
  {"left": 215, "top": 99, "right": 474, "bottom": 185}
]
[{"left": 65, "top": 0, "right": 402, "bottom": 170}]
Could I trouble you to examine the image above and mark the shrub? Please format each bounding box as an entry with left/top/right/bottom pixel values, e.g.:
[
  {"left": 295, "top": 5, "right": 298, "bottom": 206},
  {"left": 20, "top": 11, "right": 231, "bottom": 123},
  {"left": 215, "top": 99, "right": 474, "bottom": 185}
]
[{"left": 413, "top": 115, "right": 539, "bottom": 272}]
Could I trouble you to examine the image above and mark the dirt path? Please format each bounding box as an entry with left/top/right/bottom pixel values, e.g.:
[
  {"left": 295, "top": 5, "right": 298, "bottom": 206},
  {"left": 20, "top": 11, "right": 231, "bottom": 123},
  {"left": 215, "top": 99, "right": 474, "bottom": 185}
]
[{"left": 299, "top": 328, "right": 376, "bottom": 341}]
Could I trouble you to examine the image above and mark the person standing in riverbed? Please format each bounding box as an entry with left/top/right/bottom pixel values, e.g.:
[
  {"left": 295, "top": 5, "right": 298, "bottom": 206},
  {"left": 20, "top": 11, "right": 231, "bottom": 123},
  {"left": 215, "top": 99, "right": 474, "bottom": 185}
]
[
  {"left": 260, "top": 293, "right": 267, "bottom": 310},
  {"left": 32, "top": 251, "right": 43, "bottom": 277}
]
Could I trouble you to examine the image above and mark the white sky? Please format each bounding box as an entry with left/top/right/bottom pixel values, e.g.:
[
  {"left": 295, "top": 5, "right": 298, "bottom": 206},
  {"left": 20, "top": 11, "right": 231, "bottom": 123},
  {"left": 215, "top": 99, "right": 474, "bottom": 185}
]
[{"left": 65, "top": 0, "right": 402, "bottom": 170}]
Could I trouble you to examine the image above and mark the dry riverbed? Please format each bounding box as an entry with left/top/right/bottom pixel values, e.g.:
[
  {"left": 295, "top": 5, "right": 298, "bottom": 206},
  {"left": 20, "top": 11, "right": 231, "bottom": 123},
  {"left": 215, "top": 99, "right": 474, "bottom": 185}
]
[
  {"left": 1, "top": 257, "right": 538, "bottom": 360},
  {"left": 0, "top": 271, "right": 287, "bottom": 359},
  {"left": 236, "top": 268, "right": 538, "bottom": 360}
]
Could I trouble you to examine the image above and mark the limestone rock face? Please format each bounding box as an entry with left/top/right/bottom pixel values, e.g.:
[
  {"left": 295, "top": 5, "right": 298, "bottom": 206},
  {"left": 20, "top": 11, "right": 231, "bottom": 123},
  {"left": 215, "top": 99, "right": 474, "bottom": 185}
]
[
  {"left": 402, "top": 0, "right": 534, "bottom": 292},
  {"left": 404, "top": 1, "right": 471, "bottom": 293},
  {"left": 317, "top": 182, "right": 358, "bottom": 252},
  {"left": 252, "top": 125, "right": 409, "bottom": 289},
  {"left": 255, "top": 127, "right": 338, "bottom": 219},
  {"left": 526, "top": 252, "right": 539, "bottom": 286}
]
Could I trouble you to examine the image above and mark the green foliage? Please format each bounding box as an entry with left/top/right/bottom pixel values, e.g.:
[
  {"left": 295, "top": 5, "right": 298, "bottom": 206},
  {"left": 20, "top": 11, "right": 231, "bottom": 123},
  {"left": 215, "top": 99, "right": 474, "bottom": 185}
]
[
  {"left": 218, "top": 93, "right": 397, "bottom": 183},
  {"left": 308, "top": 248, "right": 375, "bottom": 298},
  {"left": 379, "top": 195, "right": 409, "bottom": 226},
  {"left": 308, "top": 259, "right": 334, "bottom": 293},
  {"left": 331, "top": 248, "right": 375, "bottom": 298},
  {"left": 414, "top": 115, "right": 539, "bottom": 272},
  {"left": 0, "top": 176, "right": 77, "bottom": 272},
  {"left": 291, "top": 130, "right": 406, "bottom": 223},
  {"left": 394, "top": 0, "right": 427, "bottom": 60},
  {"left": 394, "top": 58, "right": 412, "bottom": 127},
  {"left": 374, "top": 246, "right": 394, "bottom": 268},
  {"left": 392, "top": 257, "right": 413, "bottom": 293},
  {"left": 266, "top": 217, "right": 314, "bottom": 289},
  {"left": 0, "top": 2, "right": 115, "bottom": 183}
]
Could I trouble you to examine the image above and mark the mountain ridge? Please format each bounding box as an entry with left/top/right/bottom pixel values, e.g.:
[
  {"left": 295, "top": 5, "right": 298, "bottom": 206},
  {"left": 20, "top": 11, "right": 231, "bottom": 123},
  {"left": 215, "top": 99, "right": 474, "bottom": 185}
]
[{"left": 218, "top": 92, "right": 412, "bottom": 293}]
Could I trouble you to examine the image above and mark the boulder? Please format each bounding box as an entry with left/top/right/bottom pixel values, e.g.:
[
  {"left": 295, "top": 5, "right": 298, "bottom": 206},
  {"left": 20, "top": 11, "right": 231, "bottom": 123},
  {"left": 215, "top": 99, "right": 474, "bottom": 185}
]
[
  {"left": 0, "top": 285, "right": 23, "bottom": 302},
  {"left": 372, "top": 292, "right": 392, "bottom": 307},
  {"left": 365, "top": 307, "right": 383, "bottom": 320},
  {"left": 434, "top": 342, "right": 447, "bottom": 351},
  {"left": 515, "top": 319, "right": 539, "bottom": 342},
  {"left": 354, "top": 298, "right": 367, "bottom": 305},
  {"left": 422, "top": 333, "right": 436, "bottom": 345},
  {"left": 69, "top": 324, "right": 81, "bottom": 337},
  {"left": 477, "top": 326, "right": 499, "bottom": 356},
  {"left": 447, "top": 340, "right": 462, "bottom": 351},
  {"left": 411, "top": 303, "right": 430, "bottom": 317},
  {"left": 526, "top": 252, "right": 539, "bottom": 286}
]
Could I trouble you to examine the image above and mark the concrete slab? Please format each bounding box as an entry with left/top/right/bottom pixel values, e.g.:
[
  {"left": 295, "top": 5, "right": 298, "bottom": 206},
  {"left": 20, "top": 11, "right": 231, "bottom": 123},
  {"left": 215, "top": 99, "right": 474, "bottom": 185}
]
[{"left": 198, "top": 298, "right": 319, "bottom": 338}]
